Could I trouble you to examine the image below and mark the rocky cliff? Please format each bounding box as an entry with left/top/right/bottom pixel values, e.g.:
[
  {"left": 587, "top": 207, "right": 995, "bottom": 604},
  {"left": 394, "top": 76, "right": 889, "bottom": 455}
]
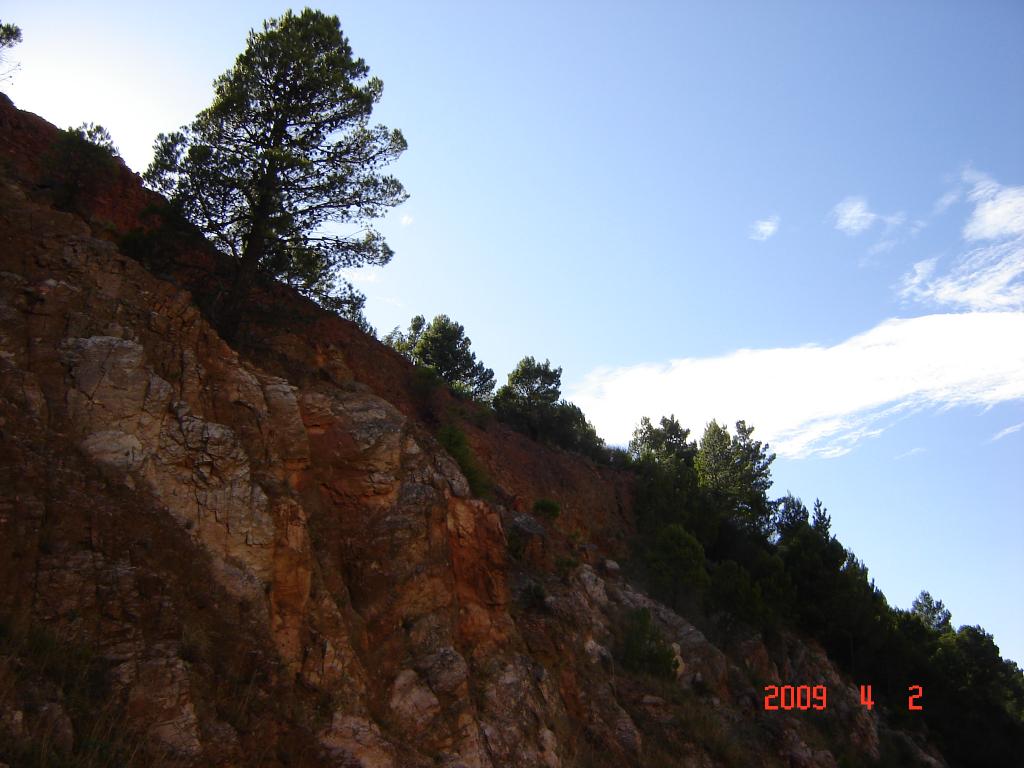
[{"left": 0, "top": 94, "right": 945, "bottom": 767}]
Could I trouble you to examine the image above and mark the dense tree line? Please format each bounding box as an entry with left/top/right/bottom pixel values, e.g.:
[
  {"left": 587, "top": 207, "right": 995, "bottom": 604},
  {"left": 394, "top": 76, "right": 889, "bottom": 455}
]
[{"left": 626, "top": 414, "right": 1024, "bottom": 766}]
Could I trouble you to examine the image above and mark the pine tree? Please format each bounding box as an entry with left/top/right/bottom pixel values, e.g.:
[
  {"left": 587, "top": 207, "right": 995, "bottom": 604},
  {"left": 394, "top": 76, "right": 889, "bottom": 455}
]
[{"left": 145, "top": 9, "right": 407, "bottom": 337}]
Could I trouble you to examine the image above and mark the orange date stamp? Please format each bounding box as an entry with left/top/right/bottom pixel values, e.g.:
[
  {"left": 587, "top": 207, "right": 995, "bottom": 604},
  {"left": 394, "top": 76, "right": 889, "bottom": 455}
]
[{"left": 763, "top": 684, "right": 924, "bottom": 711}]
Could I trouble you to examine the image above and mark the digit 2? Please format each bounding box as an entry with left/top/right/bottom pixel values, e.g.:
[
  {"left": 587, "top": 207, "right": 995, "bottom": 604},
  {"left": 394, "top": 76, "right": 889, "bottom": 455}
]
[{"left": 908, "top": 684, "right": 923, "bottom": 711}]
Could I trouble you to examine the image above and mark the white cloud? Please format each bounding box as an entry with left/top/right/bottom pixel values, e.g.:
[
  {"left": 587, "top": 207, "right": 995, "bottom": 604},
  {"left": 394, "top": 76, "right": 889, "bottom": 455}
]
[
  {"left": 400, "top": 214, "right": 414, "bottom": 227},
  {"left": 963, "top": 171, "right": 1024, "bottom": 241},
  {"left": 832, "top": 197, "right": 905, "bottom": 244},
  {"left": 990, "top": 422, "right": 1024, "bottom": 442},
  {"left": 833, "top": 197, "right": 877, "bottom": 235},
  {"left": 881, "top": 211, "right": 906, "bottom": 232},
  {"left": 964, "top": 168, "right": 1001, "bottom": 203},
  {"left": 569, "top": 312, "right": 1024, "bottom": 458},
  {"left": 898, "top": 172, "right": 1024, "bottom": 312},
  {"left": 895, "top": 447, "right": 926, "bottom": 460},
  {"left": 570, "top": 174, "right": 1024, "bottom": 459},
  {"left": 898, "top": 238, "right": 1024, "bottom": 311},
  {"left": 898, "top": 257, "right": 937, "bottom": 294},
  {"left": 933, "top": 189, "right": 960, "bottom": 215},
  {"left": 750, "top": 216, "right": 780, "bottom": 241}
]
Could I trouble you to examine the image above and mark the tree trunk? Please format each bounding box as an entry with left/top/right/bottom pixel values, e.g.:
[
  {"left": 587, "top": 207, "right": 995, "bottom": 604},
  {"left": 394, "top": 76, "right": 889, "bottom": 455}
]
[
  {"left": 218, "top": 237, "right": 264, "bottom": 342},
  {"left": 218, "top": 172, "right": 276, "bottom": 342}
]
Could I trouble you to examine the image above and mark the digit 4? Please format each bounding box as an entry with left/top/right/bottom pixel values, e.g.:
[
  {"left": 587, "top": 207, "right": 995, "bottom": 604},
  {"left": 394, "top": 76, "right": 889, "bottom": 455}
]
[{"left": 859, "top": 684, "right": 874, "bottom": 710}]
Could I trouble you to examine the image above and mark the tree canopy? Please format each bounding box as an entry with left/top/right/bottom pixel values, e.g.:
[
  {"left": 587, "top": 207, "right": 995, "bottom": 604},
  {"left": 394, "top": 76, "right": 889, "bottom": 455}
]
[
  {"left": 629, "top": 415, "right": 696, "bottom": 467},
  {"left": 495, "top": 357, "right": 561, "bottom": 415},
  {"left": 912, "top": 590, "right": 953, "bottom": 634},
  {"left": 695, "top": 419, "right": 777, "bottom": 534},
  {"left": 0, "top": 20, "right": 20, "bottom": 50},
  {"left": 68, "top": 123, "right": 119, "bottom": 156},
  {"left": 493, "top": 357, "right": 604, "bottom": 457},
  {"left": 0, "top": 19, "right": 21, "bottom": 81},
  {"left": 385, "top": 314, "right": 495, "bottom": 401},
  {"left": 144, "top": 8, "right": 407, "bottom": 336}
]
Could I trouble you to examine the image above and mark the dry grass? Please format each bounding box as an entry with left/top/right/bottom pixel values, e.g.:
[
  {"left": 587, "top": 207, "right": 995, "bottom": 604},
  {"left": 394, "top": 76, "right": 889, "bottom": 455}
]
[{"left": 0, "top": 616, "right": 150, "bottom": 767}]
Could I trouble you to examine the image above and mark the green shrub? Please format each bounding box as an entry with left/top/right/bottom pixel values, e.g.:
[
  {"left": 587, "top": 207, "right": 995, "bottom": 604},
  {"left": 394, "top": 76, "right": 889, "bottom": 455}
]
[
  {"left": 645, "top": 523, "right": 709, "bottom": 608},
  {"left": 437, "top": 422, "right": 491, "bottom": 497},
  {"left": 507, "top": 526, "right": 527, "bottom": 561},
  {"left": 620, "top": 608, "right": 678, "bottom": 680},
  {"left": 533, "top": 498, "right": 561, "bottom": 520},
  {"left": 708, "top": 559, "right": 765, "bottom": 628},
  {"left": 43, "top": 124, "right": 122, "bottom": 215},
  {"left": 555, "top": 555, "right": 580, "bottom": 579},
  {"left": 603, "top": 445, "right": 634, "bottom": 467},
  {"left": 411, "top": 363, "right": 443, "bottom": 399}
]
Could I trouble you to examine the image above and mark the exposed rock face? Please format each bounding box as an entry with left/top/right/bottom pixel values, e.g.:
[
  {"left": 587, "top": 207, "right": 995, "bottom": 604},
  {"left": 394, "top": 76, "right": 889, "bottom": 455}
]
[{"left": 0, "top": 94, "right": 945, "bottom": 767}]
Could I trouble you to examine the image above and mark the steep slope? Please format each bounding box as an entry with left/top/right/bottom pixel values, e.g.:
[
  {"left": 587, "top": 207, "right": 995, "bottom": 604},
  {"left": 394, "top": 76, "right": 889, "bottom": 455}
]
[{"left": 0, "top": 94, "right": 944, "bottom": 767}]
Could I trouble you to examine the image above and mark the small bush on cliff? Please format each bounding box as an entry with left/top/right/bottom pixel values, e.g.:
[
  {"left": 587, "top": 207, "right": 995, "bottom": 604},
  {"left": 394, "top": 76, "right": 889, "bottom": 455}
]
[
  {"left": 707, "top": 559, "right": 766, "bottom": 629},
  {"left": 646, "top": 523, "right": 709, "bottom": 609},
  {"left": 506, "top": 525, "right": 528, "bottom": 561},
  {"left": 119, "top": 205, "right": 207, "bottom": 278},
  {"left": 555, "top": 554, "right": 580, "bottom": 579},
  {"left": 619, "top": 608, "right": 678, "bottom": 680},
  {"left": 68, "top": 122, "right": 119, "bottom": 156},
  {"left": 532, "top": 498, "right": 560, "bottom": 520},
  {"left": 436, "top": 422, "right": 490, "bottom": 498},
  {"left": 43, "top": 124, "right": 121, "bottom": 216}
]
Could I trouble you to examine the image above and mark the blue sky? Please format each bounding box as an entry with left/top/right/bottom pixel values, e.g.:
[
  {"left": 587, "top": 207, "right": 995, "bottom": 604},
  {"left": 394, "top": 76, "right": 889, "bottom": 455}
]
[{"left": 4, "top": 1, "right": 1022, "bottom": 664}]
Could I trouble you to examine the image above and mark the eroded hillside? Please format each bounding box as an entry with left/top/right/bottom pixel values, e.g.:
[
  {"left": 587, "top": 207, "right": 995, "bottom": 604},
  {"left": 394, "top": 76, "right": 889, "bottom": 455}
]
[{"left": 0, "top": 94, "right": 945, "bottom": 767}]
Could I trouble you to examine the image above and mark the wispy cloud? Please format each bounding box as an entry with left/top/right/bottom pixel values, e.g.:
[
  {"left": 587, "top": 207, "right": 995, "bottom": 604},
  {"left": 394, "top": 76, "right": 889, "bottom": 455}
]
[
  {"left": 832, "top": 196, "right": 905, "bottom": 252},
  {"left": 895, "top": 447, "right": 926, "bottom": 460},
  {"left": 833, "top": 197, "right": 877, "bottom": 235},
  {"left": 898, "top": 239, "right": 1024, "bottom": 311},
  {"left": 570, "top": 312, "right": 1024, "bottom": 458},
  {"left": 572, "top": 175, "right": 1024, "bottom": 458},
  {"left": 933, "top": 189, "right": 960, "bottom": 215},
  {"left": 575, "top": 176, "right": 1024, "bottom": 457},
  {"left": 990, "top": 422, "right": 1024, "bottom": 442},
  {"left": 750, "top": 216, "right": 780, "bottom": 241},
  {"left": 898, "top": 172, "right": 1024, "bottom": 312},
  {"left": 400, "top": 214, "right": 415, "bottom": 228},
  {"left": 963, "top": 170, "right": 1024, "bottom": 241},
  {"left": 868, "top": 239, "right": 897, "bottom": 255}
]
